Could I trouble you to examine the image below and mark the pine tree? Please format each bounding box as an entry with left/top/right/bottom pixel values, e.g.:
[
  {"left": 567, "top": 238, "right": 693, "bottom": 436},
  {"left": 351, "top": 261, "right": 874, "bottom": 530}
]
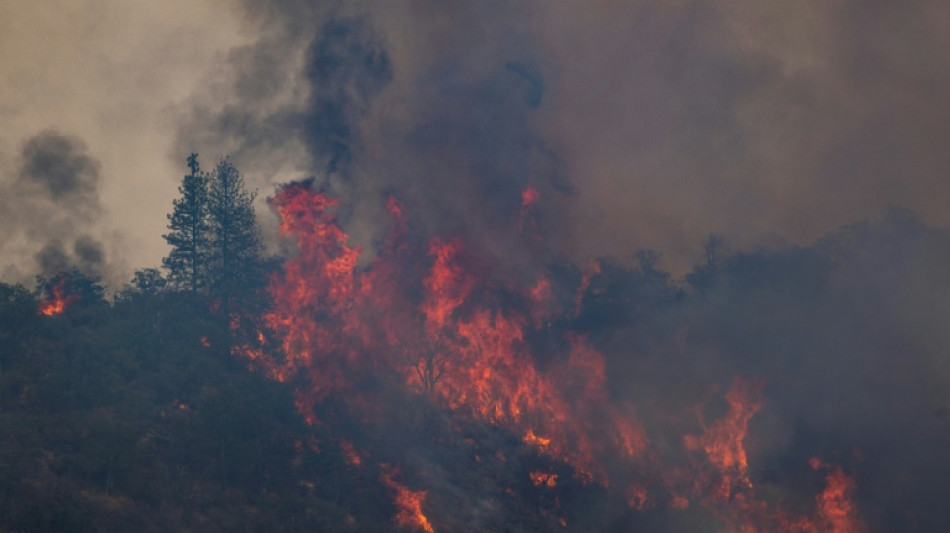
[
  {"left": 207, "top": 157, "right": 263, "bottom": 311},
  {"left": 163, "top": 154, "right": 210, "bottom": 292}
]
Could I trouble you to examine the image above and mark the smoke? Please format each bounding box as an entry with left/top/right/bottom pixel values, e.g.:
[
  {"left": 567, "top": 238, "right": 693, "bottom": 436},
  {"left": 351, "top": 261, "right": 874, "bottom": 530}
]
[
  {"left": 574, "top": 208, "right": 950, "bottom": 530},
  {"left": 1, "top": 130, "right": 113, "bottom": 282},
  {"left": 532, "top": 0, "right": 950, "bottom": 268},
  {"left": 19, "top": 130, "right": 100, "bottom": 202},
  {"left": 33, "top": 240, "right": 72, "bottom": 276},
  {"left": 73, "top": 234, "right": 107, "bottom": 274},
  {"left": 303, "top": 16, "right": 393, "bottom": 176},
  {"left": 173, "top": 2, "right": 950, "bottom": 529},
  {"left": 175, "top": 2, "right": 573, "bottom": 274},
  {"left": 175, "top": 0, "right": 950, "bottom": 273}
]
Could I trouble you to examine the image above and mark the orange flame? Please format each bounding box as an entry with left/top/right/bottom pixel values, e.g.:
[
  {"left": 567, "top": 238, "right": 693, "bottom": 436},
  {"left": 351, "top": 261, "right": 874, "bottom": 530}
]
[
  {"left": 811, "top": 459, "right": 864, "bottom": 533},
  {"left": 686, "top": 378, "right": 764, "bottom": 474},
  {"left": 421, "top": 238, "right": 475, "bottom": 331},
  {"left": 231, "top": 184, "right": 866, "bottom": 530},
  {"left": 380, "top": 465, "right": 434, "bottom": 533},
  {"left": 235, "top": 184, "right": 649, "bottom": 486},
  {"left": 530, "top": 471, "right": 558, "bottom": 488},
  {"left": 38, "top": 278, "right": 78, "bottom": 316},
  {"left": 677, "top": 378, "right": 764, "bottom": 526},
  {"left": 523, "top": 429, "right": 551, "bottom": 450},
  {"left": 521, "top": 186, "right": 539, "bottom": 208}
]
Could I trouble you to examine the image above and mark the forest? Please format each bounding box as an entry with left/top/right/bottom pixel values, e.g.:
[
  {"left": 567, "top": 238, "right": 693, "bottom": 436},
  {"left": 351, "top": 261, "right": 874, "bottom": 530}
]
[{"left": 1, "top": 150, "right": 949, "bottom": 532}]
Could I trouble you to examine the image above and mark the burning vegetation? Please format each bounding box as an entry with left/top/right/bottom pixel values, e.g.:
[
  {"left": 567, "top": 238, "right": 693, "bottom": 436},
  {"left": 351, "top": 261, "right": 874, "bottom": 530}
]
[
  {"left": 5, "top": 2, "right": 950, "bottom": 530},
  {"left": 380, "top": 465, "right": 434, "bottom": 533},
  {"left": 37, "top": 276, "right": 78, "bottom": 316},
  {"left": 2, "top": 164, "right": 948, "bottom": 530},
  {"left": 227, "top": 182, "right": 871, "bottom": 532}
]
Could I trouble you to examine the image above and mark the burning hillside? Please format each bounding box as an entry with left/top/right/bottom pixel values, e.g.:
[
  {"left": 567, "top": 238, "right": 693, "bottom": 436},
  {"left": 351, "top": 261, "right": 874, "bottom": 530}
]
[
  {"left": 230, "top": 182, "right": 867, "bottom": 532},
  {"left": 3, "top": 2, "right": 950, "bottom": 532}
]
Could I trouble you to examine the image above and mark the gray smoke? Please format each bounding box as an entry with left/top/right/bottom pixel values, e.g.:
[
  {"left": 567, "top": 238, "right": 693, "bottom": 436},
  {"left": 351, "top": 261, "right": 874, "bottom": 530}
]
[
  {"left": 1, "top": 130, "right": 112, "bottom": 282},
  {"left": 175, "top": 2, "right": 575, "bottom": 276},
  {"left": 33, "top": 240, "right": 72, "bottom": 276},
  {"left": 173, "top": 1, "right": 949, "bottom": 271},
  {"left": 170, "top": 2, "right": 950, "bottom": 530},
  {"left": 18, "top": 130, "right": 100, "bottom": 203}
]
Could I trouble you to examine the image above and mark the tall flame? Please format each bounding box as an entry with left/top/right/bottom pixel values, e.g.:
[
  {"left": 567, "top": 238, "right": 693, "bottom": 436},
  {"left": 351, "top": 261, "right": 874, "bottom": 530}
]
[
  {"left": 684, "top": 377, "right": 763, "bottom": 502},
  {"left": 234, "top": 183, "right": 865, "bottom": 530},
  {"left": 238, "top": 183, "right": 646, "bottom": 484}
]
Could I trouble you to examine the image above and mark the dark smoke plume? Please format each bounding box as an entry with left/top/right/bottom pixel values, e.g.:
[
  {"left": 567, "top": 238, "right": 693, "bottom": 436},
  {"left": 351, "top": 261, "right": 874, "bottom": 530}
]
[
  {"left": 18, "top": 130, "right": 100, "bottom": 203},
  {"left": 172, "top": 2, "right": 950, "bottom": 530},
  {"left": 33, "top": 240, "right": 72, "bottom": 276},
  {"left": 303, "top": 16, "right": 392, "bottom": 176},
  {"left": 177, "top": 3, "right": 571, "bottom": 274},
  {"left": 1, "top": 130, "right": 112, "bottom": 282}
]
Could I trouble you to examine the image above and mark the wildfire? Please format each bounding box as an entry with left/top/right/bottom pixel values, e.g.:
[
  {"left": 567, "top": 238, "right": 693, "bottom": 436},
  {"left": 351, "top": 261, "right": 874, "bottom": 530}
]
[
  {"left": 421, "top": 238, "right": 475, "bottom": 331},
  {"left": 236, "top": 183, "right": 649, "bottom": 486},
  {"left": 529, "top": 471, "right": 558, "bottom": 488},
  {"left": 38, "top": 277, "right": 78, "bottom": 316},
  {"left": 521, "top": 186, "right": 539, "bottom": 208},
  {"left": 230, "top": 182, "right": 865, "bottom": 531},
  {"left": 523, "top": 429, "right": 551, "bottom": 450},
  {"left": 811, "top": 459, "right": 864, "bottom": 533},
  {"left": 684, "top": 378, "right": 763, "bottom": 488},
  {"left": 380, "top": 465, "right": 434, "bottom": 533}
]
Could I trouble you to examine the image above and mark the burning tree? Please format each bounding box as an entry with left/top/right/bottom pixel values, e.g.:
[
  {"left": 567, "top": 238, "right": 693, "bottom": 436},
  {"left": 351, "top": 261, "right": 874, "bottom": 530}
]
[
  {"left": 228, "top": 182, "right": 875, "bottom": 532},
  {"left": 35, "top": 270, "right": 105, "bottom": 316},
  {"left": 402, "top": 333, "right": 452, "bottom": 396}
]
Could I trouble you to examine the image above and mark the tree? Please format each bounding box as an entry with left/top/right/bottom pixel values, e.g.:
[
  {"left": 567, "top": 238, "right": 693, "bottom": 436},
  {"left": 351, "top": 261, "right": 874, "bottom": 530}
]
[
  {"left": 129, "top": 268, "right": 167, "bottom": 295},
  {"left": 163, "top": 154, "right": 210, "bottom": 292},
  {"left": 206, "top": 157, "right": 263, "bottom": 312},
  {"left": 0, "top": 282, "right": 39, "bottom": 361},
  {"left": 402, "top": 333, "right": 452, "bottom": 396}
]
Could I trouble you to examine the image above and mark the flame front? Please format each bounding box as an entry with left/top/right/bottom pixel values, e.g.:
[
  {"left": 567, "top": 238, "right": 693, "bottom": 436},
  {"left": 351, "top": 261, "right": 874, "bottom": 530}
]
[
  {"left": 238, "top": 183, "right": 645, "bottom": 484},
  {"left": 234, "top": 183, "right": 865, "bottom": 531}
]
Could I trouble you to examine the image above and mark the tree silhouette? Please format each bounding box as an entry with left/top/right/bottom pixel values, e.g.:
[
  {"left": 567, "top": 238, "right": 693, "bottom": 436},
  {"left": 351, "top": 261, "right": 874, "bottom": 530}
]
[
  {"left": 163, "top": 154, "right": 209, "bottom": 292},
  {"left": 206, "top": 157, "right": 263, "bottom": 313}
]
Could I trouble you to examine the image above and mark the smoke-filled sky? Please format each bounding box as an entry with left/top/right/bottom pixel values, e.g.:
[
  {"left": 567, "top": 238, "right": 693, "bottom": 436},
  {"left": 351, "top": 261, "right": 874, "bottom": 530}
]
[{"left": 2, "top": 0, "right": 949, "bottom": 285}]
